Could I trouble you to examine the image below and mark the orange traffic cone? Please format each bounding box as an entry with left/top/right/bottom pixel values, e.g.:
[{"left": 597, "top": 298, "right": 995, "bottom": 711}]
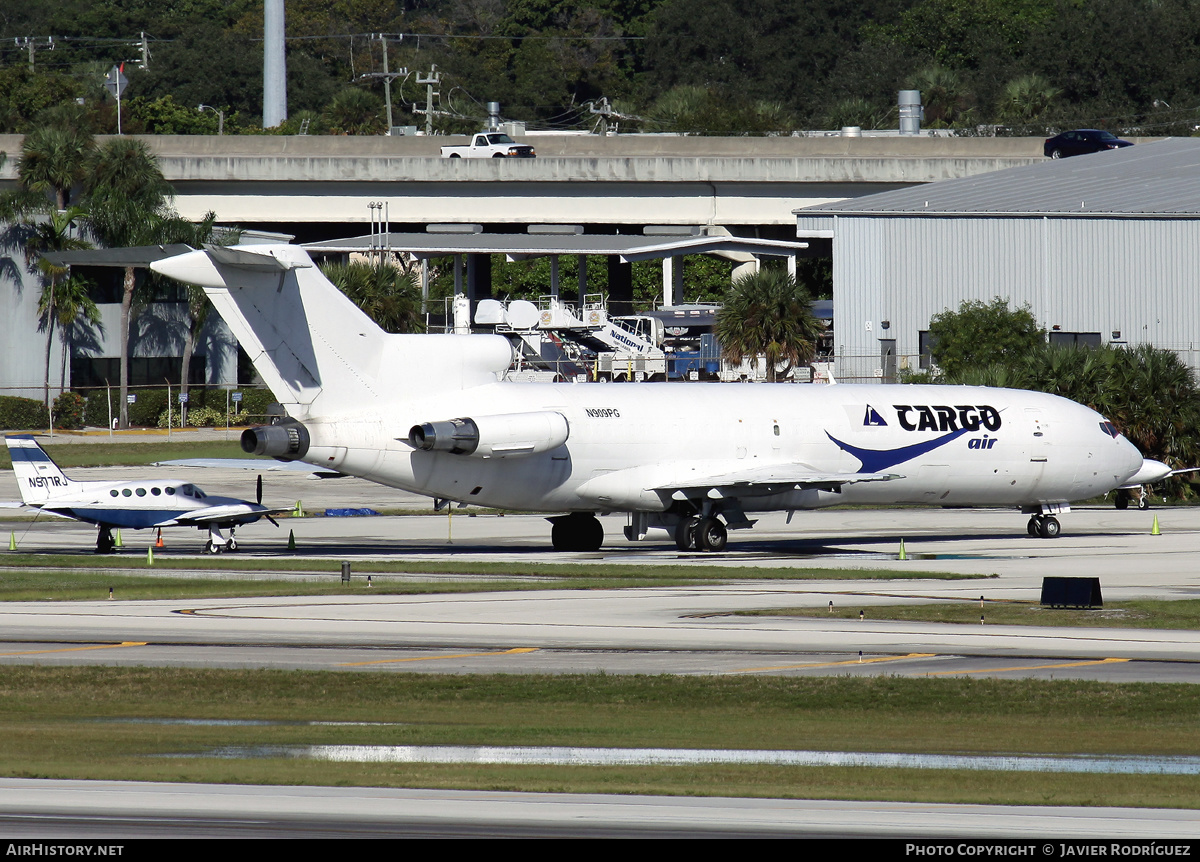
[{"left": 155, "top": 529, "right": 164, "bottom": 548}]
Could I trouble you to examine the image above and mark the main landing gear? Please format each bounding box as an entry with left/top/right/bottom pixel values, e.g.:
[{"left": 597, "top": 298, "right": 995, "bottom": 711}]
[
  {"left": 674, "top": 516, "right": 728, "bottom": 552},
  {"left": 95, "top": 526, "right": 115, "bottom": 554},
  {"left": 1114, "top": 488, "right": 1151, "bottom": 510},
  {"left": 549, "top": 513, "right": 604, "bottom": 552},
  {"left": 1027, "top": 515, "right": 1061, "bottom": 539},
  {"left": 203, "top": 525, "right": 238, "bottom": 554}
]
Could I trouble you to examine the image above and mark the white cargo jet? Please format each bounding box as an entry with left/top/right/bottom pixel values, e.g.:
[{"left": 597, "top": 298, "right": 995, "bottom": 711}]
[
  {"left": 150, "top": 243, "right": 1154, "bottom": 552},
  {"left": 5, "top": 435, "right": 280, "bottom": 553}
]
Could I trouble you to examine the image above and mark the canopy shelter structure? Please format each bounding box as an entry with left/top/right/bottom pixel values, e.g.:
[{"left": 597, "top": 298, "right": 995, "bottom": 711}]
[{"left": 304, "top": 230, "right": 810, "bottom": 314}]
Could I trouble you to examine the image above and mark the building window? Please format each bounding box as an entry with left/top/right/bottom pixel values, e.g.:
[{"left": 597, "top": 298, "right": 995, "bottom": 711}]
[{"left": 1048, "top": 331, "right": 1102, "bottom": 348}]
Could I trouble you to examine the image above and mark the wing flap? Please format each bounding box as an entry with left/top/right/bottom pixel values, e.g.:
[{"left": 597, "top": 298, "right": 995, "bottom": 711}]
[{"left": 655, "top": 466, "right": 902, "bottom": 499}]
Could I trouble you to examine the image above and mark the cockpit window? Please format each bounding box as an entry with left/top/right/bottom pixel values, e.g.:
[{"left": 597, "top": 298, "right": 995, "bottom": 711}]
[{"left": 1099, "top": 421, "right": 1121, "bottom": 438}]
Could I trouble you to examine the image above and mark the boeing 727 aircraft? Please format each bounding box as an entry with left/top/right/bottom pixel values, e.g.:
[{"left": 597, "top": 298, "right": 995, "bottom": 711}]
[
  {"left": 5, "top": 435, "right": 280, "bottom": 553},
  {"left": 150, "top": 243, "right": 1160, "bottom": 552}
]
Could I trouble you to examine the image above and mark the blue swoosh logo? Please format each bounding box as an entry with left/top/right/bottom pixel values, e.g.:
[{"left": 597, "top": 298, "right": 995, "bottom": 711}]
[{"left": 826, "top": 428, "right": 968, "bottom": 473}]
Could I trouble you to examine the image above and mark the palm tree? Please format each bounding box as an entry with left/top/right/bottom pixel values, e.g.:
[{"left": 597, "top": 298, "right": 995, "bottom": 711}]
[
  {"left": 909, "top": 66, "right": 975, "bottom": 127},
  {"left": 322, "top": 260, "right": 424, "bottom": 334},
  {"left": 26, "top": 206, "right": 95, "bottom": 406},
  {"left": 160, "top": 212, "right": 232, "bottom": 417},
  {"left": 997, "top": 74, "right": 1061, "bottom": 128},
  {"left": 43, "top": 273, "right": 101, "bottom": 398},
  {"left": 82, "top": 138, "right": 175, "bottom": 428},
  {"left": 714, "top": 268, "right": 820, "bottom": 382},
  {"left": 16, "top": 126, "right": 95, "bottom": 212},
  {"left": 324, "top": 89, "right": 385, "bottom": 135}
]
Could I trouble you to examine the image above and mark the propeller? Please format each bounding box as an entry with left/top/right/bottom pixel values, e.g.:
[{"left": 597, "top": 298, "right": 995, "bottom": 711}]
[{"left": 257, "top": 474, "right": 280, "bottom": 527}]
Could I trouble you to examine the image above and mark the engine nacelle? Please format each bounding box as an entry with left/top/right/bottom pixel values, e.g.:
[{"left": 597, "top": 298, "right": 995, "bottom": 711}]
[
  {"left": 408, "top": 411, "right": 569, "bottom": 459},
  {"left": 241, "top": 422, "right": 311, "bottom": 460}
]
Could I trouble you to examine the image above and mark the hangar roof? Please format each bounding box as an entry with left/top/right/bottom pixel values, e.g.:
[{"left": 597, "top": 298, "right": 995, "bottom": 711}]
[
  {"left": 795, "top": 137, "right": 1200, "bottom": 218},
  {"left": 305, "top": 232, "right": 809, "bottom": 261}
]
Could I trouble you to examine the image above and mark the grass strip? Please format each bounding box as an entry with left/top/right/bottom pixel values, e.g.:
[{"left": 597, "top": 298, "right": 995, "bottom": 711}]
[
  {"left": 0, "top": 440, "right": 251, "bottom": 470},
  {"left": 0, "top": 668, "right": 1198, "bottom": 807},
  {"left": 0, "top": 557, "right": 979, "bottom": 600},
  {"left": 739, "top": 599, "right": 1200, "bottom": 630}
]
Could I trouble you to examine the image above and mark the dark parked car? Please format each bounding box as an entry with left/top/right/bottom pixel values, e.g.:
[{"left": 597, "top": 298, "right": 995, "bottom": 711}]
[{"left": 1043, "top": 129, "right": 1134, "bottom": 159}]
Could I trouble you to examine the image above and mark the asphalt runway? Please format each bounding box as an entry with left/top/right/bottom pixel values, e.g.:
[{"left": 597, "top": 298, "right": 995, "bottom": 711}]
[{"left": 5, "top": 457, "right": 1200, "bottom": 835}]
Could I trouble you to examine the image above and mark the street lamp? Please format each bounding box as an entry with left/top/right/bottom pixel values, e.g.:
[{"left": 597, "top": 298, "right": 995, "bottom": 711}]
[{"left": 197, "top": 104, "right": 225, "bottom": 135}]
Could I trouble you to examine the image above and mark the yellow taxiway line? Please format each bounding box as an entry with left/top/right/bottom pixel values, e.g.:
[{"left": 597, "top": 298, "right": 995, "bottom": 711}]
[{"left": 339, "top": 647, "right": 539, "bottom": 667}]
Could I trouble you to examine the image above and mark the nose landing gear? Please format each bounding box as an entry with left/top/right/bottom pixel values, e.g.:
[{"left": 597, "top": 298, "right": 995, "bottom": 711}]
[{"left": 1027, "top": 515, "right": 1061, "bottom": 539}]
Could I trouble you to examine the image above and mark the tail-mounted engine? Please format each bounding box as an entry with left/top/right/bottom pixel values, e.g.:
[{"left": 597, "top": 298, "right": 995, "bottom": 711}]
[
  {"left": 241, "top": 421, "right": 310, "bottom": 460},
  {"left": 408, "top": 411, "right": 569, "bottom": 459}
]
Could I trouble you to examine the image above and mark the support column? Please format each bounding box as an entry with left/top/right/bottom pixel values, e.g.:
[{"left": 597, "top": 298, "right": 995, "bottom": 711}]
[
  {"left": 662, "top": 256, "right": 683, "bottom": 308},
  {"left": 549, "top": 256, "right": 560, "bottom": 300},
  {"left": 467, "top": 252, "right": 492, "bottom": 305},
  {"left": 575, "top": 255, "right": 586, "bottom": 305},
  {"left": 607, "top": 255, "right": 633, "bottom": 317}
]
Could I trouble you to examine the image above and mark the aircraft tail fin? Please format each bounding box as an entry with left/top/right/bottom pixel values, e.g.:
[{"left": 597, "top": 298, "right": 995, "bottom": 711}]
[
  {"left": 151, "top": 244, "right": 513, "bottom": 419},
  {"left": 152, "top": 244, "right": 386, "bottom": 417},
  {"left": 4, "top": 436, "right": 74, "bottom": 504}
]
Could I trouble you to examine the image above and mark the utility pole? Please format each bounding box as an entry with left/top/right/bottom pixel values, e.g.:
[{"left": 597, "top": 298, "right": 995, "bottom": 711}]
[
  {"left": 132, "top": 32, "right": 150, "bottom": 70},
  {"left": 358, "top": 35, "right": 407, "bottom": 134},
  {"left": 415, "top": 65, "right": 441, "bottom": 135},
  {"left": 15, "top": 37, "right": 53, "bottom": 72}
]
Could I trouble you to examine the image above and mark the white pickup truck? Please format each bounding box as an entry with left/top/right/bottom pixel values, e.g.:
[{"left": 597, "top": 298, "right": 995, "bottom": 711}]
[{"left": 440, "top": 132, "right": 536, "bottom": 159}]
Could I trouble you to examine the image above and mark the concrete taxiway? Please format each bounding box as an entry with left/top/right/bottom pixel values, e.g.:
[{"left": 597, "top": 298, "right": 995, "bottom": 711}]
[
  {"left": 4, "top": 456, "right": 1200, "bottom": 836},
  {"left": 0, "top": 779, "right": 1196, "bottom": 838}
]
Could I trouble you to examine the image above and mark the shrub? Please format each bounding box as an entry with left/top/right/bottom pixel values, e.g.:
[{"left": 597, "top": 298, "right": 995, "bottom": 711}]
[
  {"left": 52, "top": 392, "right": 86, "bottom": 430},
  {"left": 0, "top": 396, "right": 49, "bottom": 431}
]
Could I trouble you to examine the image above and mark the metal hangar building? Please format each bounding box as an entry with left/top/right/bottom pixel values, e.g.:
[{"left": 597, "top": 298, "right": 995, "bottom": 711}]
[{"left": 795, "top": 137, "right": 1200, "bottom": 382}]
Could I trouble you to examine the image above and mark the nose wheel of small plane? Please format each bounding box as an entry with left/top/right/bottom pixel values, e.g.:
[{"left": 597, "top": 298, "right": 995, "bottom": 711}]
[
  {"left": 96, "top": 527, "right": 115, "bottom": 554},
  {"left": 1027, "top": 515, "right": 1061, "bottom": 539}
]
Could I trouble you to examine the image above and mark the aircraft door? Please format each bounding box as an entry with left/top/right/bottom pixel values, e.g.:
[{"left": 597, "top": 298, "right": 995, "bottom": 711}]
[{"left": 1021, "top": 407, "right": 1050, "bottom": 493}]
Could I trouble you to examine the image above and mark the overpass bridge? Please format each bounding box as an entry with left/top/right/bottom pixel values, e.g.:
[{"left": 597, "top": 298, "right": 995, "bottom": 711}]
[{"left": 0, "top": 134, "right": 1047, "bottom": 238}]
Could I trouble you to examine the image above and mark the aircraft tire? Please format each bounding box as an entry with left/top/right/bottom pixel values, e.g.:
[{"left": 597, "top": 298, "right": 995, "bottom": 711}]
[
  {"left": 1137, "top": 494, "right": 1150, "bottom": 510},
  {"left": 551, "top": 514, "right": 603, "bottom": 552},
  {"left": 695, "top": 517, "right": 727, "bottom": 552},
  {"left": 1115, "top": 493, "right": 1129, "bottom": 510},
  {"left": 96, "top": 529, "right": 115, "bottom": 554},
  {"left": 1027, "top": 517, "right": 1040, "bottom": 537},
  {"left": 227, "top": 537, "right": 238, "bottom": 552},
  {"left": 1038, "top": 516, "right": 1061, "bottom": 539},
  {"left": 674, "top": 517, "right": 699, "bottom": 551}
]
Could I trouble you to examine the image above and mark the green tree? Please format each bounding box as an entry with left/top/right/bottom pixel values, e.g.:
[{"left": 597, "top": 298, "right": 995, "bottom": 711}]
[
  {"left": 322, "top": 259, "right": 425, "bottom": 334},
  {"left": 714, "top": 268, "right": 820, "bottom": 382},
  {"left": 996, "top": 74, "right": 1061, "bottom": 127},
  {"left": 82, "top": 138, "right": 177, "bottom": 428},
  {"left": 324, "top": 89, "right": 385, "bottom": 136},
  {"left": 15, "top": 126, "right": 96, "bottom": 212},
  {"left": 928, "top": 297, "right": 1045, "bottom": 378},
  {"left": 26, "top": 207, "right": 97, "bottom": 406}
]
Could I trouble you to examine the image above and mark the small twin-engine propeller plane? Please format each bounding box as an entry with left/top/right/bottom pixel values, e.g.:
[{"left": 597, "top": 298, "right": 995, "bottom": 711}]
[
  {"left": 5, "top": 435, "right": 280, "bottom": 553},
  {"left": 147, "top": 243, "right": 1159, "bottom": 552}
]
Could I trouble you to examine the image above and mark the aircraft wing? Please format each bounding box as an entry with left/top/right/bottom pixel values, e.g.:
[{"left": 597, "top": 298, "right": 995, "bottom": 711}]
[
  {"left": 577, "top": 462, "right": 902, "bottom": 509},
  {"left": 173, "top": 504, "right": 280, "bottom": 526},
  {"left": 152, "top": 459, "right": 344, "bottom": 478},
  {"left": 652, "top": 465, "right": 902, "bottom": 500}
]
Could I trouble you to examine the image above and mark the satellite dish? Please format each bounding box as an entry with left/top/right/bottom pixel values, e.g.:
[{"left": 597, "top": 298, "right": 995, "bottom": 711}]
[
  {"left": 474, "top": 298, "right": 506, "bottom": 325},
  {"left": 506, "top": 300, "right": 540, "bottom": 330}
]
